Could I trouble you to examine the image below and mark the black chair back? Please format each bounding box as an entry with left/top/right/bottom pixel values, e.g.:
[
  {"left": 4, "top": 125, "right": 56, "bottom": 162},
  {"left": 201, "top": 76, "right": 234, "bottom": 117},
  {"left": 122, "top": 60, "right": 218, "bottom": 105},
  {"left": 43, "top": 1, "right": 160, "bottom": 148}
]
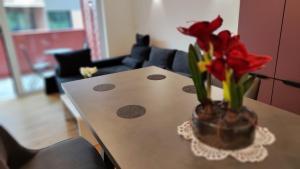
[{"left": 0, "top": 126, "right": 36, "bottom": 168}]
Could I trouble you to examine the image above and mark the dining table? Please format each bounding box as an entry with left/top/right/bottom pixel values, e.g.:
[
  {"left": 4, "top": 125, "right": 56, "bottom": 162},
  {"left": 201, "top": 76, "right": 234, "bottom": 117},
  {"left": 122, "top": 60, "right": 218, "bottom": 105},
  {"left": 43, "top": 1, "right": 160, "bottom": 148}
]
[{"left": 62, "top": 66, "right": 300, "bottom": 169}]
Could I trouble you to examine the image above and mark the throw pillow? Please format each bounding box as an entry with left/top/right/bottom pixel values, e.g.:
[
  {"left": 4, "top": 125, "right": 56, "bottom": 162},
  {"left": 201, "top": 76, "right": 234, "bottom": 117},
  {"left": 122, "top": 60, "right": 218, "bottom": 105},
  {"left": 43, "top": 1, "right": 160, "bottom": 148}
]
[
  {"left": 142, "top": 61, "right": 151, "bottom": 67},
  {"left": 136, "top": 33, "right": 150, "bottom": 46},
  {"left": 131, "top": 45, "right": 151, "bottom": 61},
  {"left": 122, "top": 57, "right": 141, "bottom": 68},
  {"left": 148, "top": 47, "right": 176, "bottom": 69},
  {"left": 172, "top": 50, "right": 190, "bottom": 74},
  {"left": 54, "top": 49, "right": 92, "bottom": 77}
]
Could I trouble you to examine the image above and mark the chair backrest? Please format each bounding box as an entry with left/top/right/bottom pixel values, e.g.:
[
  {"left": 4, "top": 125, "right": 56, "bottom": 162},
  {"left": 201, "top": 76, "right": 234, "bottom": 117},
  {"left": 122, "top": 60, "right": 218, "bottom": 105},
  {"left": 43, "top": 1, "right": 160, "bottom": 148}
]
[
  {"left": 245, "top": 78, "right": 261, "bottom": 100},
  {"left": 0, "top": 130, "right": 8, "bottom": 169},
  {"left": 0, "top": 126, "right": 36, "bottom": 168}
]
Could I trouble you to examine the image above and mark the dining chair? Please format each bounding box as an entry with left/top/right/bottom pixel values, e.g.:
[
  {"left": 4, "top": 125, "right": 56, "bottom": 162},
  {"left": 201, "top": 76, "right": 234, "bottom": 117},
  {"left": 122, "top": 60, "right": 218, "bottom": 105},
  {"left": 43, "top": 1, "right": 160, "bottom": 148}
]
[
  {"left": 244, "top": 78, "right": 261, "bottom": 100},
  {"left": 0, "top": 125, "right": 107, "bottom": 169}
]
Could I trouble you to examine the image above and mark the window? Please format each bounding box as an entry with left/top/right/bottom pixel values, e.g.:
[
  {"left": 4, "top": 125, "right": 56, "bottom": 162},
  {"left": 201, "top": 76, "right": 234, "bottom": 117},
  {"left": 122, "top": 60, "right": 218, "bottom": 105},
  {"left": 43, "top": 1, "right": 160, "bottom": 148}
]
[
  {"left": 6, "top": 8, "right": 35, "bottom": 31},
  {"left": 47, "top": 11, "right": 72, "bottom": 30}
]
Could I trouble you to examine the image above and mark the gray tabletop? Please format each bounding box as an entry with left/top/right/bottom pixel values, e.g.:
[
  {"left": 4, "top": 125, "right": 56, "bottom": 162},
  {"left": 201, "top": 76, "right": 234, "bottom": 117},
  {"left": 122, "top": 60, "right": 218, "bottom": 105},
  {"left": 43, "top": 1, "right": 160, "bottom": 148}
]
[{"left": 63, "top": 66, "right": 300, "bottom": 169}]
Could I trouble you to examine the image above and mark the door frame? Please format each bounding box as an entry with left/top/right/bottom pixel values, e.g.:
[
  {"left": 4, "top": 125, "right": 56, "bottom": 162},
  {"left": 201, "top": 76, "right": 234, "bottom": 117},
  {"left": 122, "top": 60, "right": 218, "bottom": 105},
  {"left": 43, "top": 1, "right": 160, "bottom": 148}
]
[
  {"left": 94, "top": 0, "right": 109, "bottom": 58},
  {"left": 0, "top": 1, "right": 24, "bottom": 96}
]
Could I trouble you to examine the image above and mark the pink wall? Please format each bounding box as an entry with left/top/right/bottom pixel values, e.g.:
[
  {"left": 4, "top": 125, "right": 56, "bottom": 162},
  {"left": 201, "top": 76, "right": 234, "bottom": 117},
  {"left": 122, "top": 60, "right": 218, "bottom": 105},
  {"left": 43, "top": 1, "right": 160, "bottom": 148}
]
[
  {"left": 238, "top": 0, "right": 285, "bottom": 78},
  {"left": 0, "top": 29, "right": 86, "bottom": 78}
]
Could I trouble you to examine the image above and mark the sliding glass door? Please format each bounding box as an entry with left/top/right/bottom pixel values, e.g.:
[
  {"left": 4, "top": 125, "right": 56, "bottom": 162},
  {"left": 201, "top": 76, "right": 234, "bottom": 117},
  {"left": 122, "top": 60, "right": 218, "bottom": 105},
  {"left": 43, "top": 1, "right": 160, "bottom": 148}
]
[
  {"left": 0, "top": 0, "right": 105, "bottom": 100},
  {"left": 0, "top": 0, "right": 90, "bottom": 99},
  {"left": 0, "top": 2, "right": 23, "bottom": 100}
]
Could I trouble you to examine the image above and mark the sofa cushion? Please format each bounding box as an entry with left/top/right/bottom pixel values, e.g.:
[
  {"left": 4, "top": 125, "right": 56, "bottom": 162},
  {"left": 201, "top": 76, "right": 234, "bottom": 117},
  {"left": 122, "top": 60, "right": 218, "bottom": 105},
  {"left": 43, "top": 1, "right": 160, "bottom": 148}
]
[
  {"left": 122, "top": 57, "right": 141, "bottom": 68},
  {"left": 131, "top": 45, "right": 151, "bottom": 61},
  {"left": 136, "top": 33, "right": 150, "bottom": 46},
  {"left": 176, "top": 72, "right": 192, "bottom": 78},
  {"left": 54, "top": 49, "right": 92, "bottom": 77},
  {"left": 96, "top": 65, "right": 132, "bottom": 75},
  {"left": 142, "top": 61, "right": 151, "bottom": 67},
  {"left": 172, "top": 50, "right": 190, "bottom": 74},
  {"left": 148, "top": 47, "right": 176, "bottom": 69},
  {"left": 21, "top": 138, "right": 106, "bottom": 169}
]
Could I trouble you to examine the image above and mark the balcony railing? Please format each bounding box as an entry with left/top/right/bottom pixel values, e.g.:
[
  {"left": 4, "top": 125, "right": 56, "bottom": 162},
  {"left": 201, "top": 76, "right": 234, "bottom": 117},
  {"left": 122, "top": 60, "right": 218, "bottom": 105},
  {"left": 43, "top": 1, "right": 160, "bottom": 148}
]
[{"left": 0, "top": 28, "right": 86, "bottom": 78}]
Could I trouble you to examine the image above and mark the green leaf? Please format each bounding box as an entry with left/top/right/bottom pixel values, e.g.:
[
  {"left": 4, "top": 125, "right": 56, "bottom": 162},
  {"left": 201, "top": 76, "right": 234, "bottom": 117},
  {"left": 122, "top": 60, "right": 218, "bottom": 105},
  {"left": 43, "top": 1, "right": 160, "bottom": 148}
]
[
  {"left": 243, "top": 75, "right": 255, "bottom": 94},
  {"left": 229, "top": 75, "right": 244, "bottom": 111},
  {"left": 229, "top": 80, "right": 239, "bottom": 110},
  {"left": 228, "top": 74, "right": 255, "bottom": 111},
  {"left": 194, "top": 43, "right": 203, "bottom": 60},
  {"left": 238, "top": 74, "right": 250, "bottom": 86},
  {"left": 188, "top": 44, "right": 207, "bottom": 104}
]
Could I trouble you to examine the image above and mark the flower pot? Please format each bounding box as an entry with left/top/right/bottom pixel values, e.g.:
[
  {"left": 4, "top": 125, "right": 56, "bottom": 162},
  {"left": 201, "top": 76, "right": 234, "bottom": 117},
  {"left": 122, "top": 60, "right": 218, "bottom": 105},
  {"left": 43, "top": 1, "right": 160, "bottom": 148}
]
[{"left": 191, "top": 101, "right": 257, "bottom": 150}]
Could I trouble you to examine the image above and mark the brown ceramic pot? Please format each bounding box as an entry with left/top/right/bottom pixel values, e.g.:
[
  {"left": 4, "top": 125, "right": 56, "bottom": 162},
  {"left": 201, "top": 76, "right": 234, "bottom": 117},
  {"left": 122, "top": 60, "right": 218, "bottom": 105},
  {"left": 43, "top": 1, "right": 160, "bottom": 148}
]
[{"left": 191, "top": 101, "right": 257, "bottom": 150}]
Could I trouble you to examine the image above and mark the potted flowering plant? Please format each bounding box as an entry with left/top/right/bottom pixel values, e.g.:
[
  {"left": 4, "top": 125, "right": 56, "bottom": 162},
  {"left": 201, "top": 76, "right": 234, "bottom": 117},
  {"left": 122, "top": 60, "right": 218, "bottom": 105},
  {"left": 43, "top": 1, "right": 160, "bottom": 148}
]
[{"left": 178, "top": 16, "right": 272, "bottom": 150}]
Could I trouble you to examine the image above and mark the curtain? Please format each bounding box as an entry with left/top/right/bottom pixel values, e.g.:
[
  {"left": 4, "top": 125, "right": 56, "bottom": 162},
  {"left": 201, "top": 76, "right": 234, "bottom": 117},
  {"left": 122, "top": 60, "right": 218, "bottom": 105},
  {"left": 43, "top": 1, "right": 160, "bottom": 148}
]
[{"left": 81, "top": 0, "right": 101, "bottom": 60}]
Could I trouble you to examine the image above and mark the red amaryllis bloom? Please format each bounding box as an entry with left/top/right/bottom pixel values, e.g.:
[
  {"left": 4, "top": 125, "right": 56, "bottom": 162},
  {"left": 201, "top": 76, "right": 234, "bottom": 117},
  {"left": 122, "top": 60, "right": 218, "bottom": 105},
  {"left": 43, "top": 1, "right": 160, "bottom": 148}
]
[
  {"left": 177, "top": 16, "right": 223, "bottom": 51},
  {"left": 226, "top": 37, "right": 272, "bottom": 78},
  {"left": 206, "top": 58, "right": 226, "bottom": 81},
  {"left": 227, "top": 51, "right": 272, "bottom": 78},
  {"left": 211, "top": 30, "right": 232, "bottom": 57},
  {"left": 207, "top": 36, "right": 272, "bottom": 81}
]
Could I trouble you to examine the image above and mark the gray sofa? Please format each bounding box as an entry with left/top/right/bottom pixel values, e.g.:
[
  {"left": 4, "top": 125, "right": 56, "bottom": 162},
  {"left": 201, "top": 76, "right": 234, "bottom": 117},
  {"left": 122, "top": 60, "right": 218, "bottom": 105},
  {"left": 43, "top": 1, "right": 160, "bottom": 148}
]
[{"left": 55, "top": 46, "right": 190, "bottom": 93}]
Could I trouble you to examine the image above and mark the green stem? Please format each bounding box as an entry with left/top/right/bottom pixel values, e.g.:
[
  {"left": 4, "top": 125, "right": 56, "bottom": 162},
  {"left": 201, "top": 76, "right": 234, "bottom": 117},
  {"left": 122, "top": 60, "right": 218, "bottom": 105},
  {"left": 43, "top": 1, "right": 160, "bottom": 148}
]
[{"left": 207, "top": 74, "right": 211, "bottom": 99}]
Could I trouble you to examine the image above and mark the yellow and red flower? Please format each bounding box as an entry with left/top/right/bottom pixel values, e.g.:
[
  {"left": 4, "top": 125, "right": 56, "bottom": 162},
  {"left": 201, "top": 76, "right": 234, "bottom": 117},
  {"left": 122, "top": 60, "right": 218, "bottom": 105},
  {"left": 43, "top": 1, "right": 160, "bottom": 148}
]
[
  {"left": 177, "top": 16, "right": 223, "bottom": 52},
  {"left": 178, "top": 15, "right": 272, "bottom": 110},
  {"left": 207, "top": 32, "right": 272, "bottom": 81}
]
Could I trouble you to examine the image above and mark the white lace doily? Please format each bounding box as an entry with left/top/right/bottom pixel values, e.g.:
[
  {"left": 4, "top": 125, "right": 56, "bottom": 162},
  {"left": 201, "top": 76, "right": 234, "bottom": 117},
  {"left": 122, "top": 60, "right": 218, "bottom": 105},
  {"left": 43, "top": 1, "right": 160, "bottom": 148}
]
[{"left": 177, "top": 121, "right": 275, "bottom": 162}]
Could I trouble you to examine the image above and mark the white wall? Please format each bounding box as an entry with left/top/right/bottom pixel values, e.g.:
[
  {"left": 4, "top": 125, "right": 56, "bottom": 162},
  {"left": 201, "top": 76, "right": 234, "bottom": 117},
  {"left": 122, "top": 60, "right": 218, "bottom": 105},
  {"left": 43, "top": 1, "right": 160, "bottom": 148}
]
[
  {"left": 132, "top": 0, "right": 240, "bottom": 51},
  {"left": 101, "top": 0, "right": 240, "bottom": 56},
  {"left": 71, "top": 10, "right": 84, "bottom": 29},
  {"left": 102, "top": 0, "right": 135, "bottom": 57}
]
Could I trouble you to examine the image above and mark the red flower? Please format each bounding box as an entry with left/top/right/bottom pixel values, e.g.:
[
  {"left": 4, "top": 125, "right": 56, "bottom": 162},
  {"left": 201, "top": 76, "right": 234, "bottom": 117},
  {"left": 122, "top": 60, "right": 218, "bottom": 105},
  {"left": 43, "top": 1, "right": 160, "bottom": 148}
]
[
  {"left": 228, "top": 52, "right": 272, "bottom": 78},
  {"left": 178, "top": 15, "right": 272, "bottom": 81},
  {"left": 178, "top": 16, "right": 223, "bottom": 51},
  {"left": 211, "top": 30, "right": 232, "bottom": 57},
  {"left": 207, "top": 36, "right": 272, "bottom": 81},
  {"left": 226, "top": 38, "right": 272, "bottom": 78},
  {"left": 206, "top": 58, "right": 226, "bottom": 81}
]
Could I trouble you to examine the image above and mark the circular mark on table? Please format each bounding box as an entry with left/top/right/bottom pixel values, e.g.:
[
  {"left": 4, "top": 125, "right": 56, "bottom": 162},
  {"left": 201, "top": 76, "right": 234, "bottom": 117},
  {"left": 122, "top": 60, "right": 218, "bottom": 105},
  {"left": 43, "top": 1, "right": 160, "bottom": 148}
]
[
  {"left": 93, "top": 84, "right": 115, "bottom": 92},
  {"left": 116, "top": 105, "right": 146, "bottom": 119},
  {"left": 147, "top": 74, "right": 166, "bottom": 80},
  {"left": 182, "top": 85, "right": 196, "bottom": 94}
]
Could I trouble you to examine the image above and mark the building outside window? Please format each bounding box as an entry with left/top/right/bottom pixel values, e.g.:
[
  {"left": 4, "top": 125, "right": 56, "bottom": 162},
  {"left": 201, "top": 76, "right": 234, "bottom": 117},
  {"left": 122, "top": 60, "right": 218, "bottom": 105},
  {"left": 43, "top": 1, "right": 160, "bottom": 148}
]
[
  {"left": 4, "top": 0, "right": 83, "bottom": 32},
  {"left": 6, "top": 8, "right": 36, "bottom": 31},
  {"left": 47, "top": 11, "right": 72, "bottom": 30}
]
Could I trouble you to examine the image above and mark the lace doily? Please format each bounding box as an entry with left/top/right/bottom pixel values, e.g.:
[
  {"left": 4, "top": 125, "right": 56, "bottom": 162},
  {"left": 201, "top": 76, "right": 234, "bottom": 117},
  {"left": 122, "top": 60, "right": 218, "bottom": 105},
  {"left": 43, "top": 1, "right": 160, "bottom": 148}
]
[{"left": 177, "top": 121, "right": 275, "bottom": 162}]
